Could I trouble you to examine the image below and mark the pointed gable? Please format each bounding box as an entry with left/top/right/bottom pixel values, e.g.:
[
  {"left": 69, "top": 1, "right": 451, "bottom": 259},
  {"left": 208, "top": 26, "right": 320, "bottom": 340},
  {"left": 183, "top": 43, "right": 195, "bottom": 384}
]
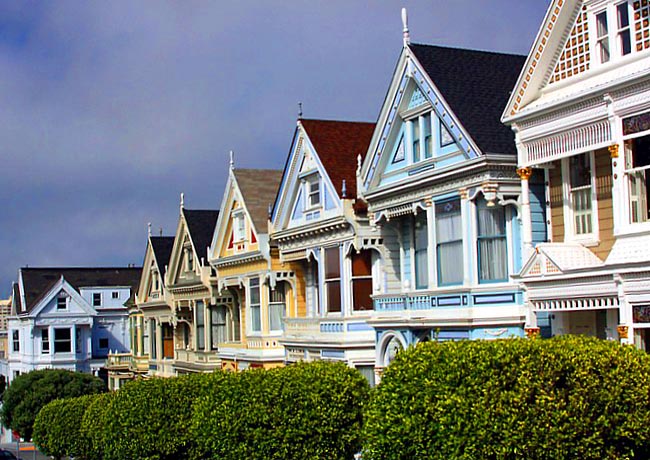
[
  {"left": 409, "top": 44, "right": 525, "bottom": 155},
  {"left": 183, "top": 209, "right": 220, "bottom": 261},
  {"left": 150, "top": 236, "right": 174, "bottom": 273},
  {"left": 233, "top": 169, "right": 283, "bottom": 234}
]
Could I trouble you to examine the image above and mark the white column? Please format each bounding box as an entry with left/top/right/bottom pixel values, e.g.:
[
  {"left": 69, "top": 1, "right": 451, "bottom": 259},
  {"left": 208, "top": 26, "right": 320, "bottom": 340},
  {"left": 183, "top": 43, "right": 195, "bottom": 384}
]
[
  {"left": 517, "top": 167, "right": 534, "bottom": 256},
  {"left": 426, "top": 199, "right": 435, "bottom": 289},
  {"left": 459, "top": 189, "right": 472, "bottom": 286}
]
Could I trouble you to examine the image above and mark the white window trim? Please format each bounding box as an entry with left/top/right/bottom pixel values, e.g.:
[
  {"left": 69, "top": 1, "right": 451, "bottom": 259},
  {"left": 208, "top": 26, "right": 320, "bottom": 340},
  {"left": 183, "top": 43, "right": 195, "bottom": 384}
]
[
  {"left": 620, "top": 129, "right": 650, "bottom": 234},
  {"left": 304, "top": 174, "right": 321, "bottom": 211},
  {"left": 56, "top": 296, "right": 67, "bottom": 311},
  {"left": 322, "top": 246, "right": 343, "bottom": 317},
  {"left": 561, "top": 151, "right": 600, "bottom": 245},
  {"left": 232, "top": 211, "right": 246, "bottom": 243},
  {"left": 247, "top": 277, "right": 262, "bottom": 336}
]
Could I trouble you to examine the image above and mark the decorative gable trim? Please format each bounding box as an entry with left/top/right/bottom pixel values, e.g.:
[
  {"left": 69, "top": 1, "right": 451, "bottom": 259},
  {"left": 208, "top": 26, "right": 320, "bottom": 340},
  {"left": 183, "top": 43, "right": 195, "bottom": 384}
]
[
  {"left": 166, "top": 216, "right": 196, "bottom": 286},
  {"left": 361, "top": 48, "right": 481, "bottom": 192},
  {"left": 29, "top": 277, "right": 96, "bottom": 319}
]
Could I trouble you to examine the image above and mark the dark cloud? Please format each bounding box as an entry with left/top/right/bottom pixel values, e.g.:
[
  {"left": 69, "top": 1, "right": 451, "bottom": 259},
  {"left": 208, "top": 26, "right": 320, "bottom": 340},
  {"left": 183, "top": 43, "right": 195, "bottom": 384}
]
[{"left": 0, "top": 1, "right": 548, "bottom": 296}]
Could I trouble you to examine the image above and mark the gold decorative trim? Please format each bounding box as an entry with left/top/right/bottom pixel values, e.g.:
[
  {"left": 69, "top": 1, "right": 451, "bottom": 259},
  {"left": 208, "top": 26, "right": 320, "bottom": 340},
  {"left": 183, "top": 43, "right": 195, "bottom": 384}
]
[
  {"left": 617, "top": 325, "right": 629, "bottom": 339},
  {"left": 517, "top": 167, "right": 533, "bottom": 180},
  {"left": 609, "top": 144, "right": 619, "bottom": 158},
  {"left": 525, "top": 327, "right": 541, "bottom": 338}
]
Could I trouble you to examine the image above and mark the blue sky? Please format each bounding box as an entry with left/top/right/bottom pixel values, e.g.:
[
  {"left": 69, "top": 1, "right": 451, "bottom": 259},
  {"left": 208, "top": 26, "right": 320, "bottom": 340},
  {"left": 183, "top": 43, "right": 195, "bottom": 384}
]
[{"left": 0, "top": 1, "right": 549, "bottom": 296}]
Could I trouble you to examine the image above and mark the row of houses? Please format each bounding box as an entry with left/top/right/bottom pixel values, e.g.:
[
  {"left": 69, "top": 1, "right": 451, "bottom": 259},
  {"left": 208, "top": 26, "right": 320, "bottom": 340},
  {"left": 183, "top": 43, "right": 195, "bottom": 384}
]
[{"left": 5, "top": 0, "right": 650, "bottom": 388}]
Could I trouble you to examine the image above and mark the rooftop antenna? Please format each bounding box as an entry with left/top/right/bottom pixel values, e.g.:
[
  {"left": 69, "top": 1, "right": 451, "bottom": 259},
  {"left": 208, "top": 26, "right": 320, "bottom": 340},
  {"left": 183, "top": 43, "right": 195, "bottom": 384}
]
[
  {"left": 229, "top": 150, "right": 235, "bottom": 170},
  {"left": 402, "top": 8, "right": 410, "bottom": 47},
  {"left": 147, "top": 222, "right": 152, "bottom": 237},
  {"left": 298, "top": 102, "right": 303, "bottom": 119},
  {"left": 342, "top": 180, "right": 347, "bottom": 198},
  {"left": 180, "top": 192, "right": 185, "bottom": 210},
  {"left": 159, "top": 228, "right": 163, "bottom": 237}
]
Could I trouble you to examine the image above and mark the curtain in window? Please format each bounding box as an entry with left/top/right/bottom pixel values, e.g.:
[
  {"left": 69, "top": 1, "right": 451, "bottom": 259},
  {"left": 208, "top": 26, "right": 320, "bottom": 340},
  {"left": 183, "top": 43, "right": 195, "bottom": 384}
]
[
  {"left": 196, "top": 301, "right": 205, "bottom": 350},
  {"left": 436, "top": 200, "right": 463, "bottom": 285},
  {"left": 211, "top": 306, "right": 227, "bottom": 349},
  {"left": 249, "top": 278, "right": 261, "bottom": 332},
  {"left": 268, "top": 283, "right": 286, "bottom": 331},
  {"left": 477, "top": 201, "right": 508, "bottom": 282}
]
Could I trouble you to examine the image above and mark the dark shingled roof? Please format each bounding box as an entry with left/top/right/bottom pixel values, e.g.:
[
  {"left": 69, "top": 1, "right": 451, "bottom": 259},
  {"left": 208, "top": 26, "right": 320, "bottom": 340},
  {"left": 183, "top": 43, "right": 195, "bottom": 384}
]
[
  {"left": 182, "top": 209, "right": 219, "bottom": 261},
  {"left": 17, "top": 267, "right": 142, "bottom": 314},
  {"left": 234, "top": 169, "right": 283, "bottom": 233},
  {"left": 150, "top": 236, "right": 175, "bottom": 273},
  {"left": 300, "top": 119, "right": 376, "bottom": 198},
  {"left": 409, "top": 43, "right": 525, "bottom": 155}
]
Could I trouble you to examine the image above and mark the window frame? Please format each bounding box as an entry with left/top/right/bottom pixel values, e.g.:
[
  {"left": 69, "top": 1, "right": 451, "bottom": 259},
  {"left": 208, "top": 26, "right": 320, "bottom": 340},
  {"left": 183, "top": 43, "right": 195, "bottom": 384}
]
[
  {"left": 56, "top": 296, "right": 67, "bottom": 311},
  {"left": 12, "top": 330, "right": 19, "bottom": 353},
  {"left": 268, "top": 283, "right": 286, "bottom": 333},
  {"left": 351, "top": 250, "right": 374, "bottom": 312},
  {"left": 476, "top": 199, "right": 509, "bottom": 284},
  {"left": 248, "top": 277, "right": 262, "bottom": 334},
  {"left": 92, "top": 293, "right": 101, "bottom": 307},
  {"left": 324, "top": 247, "right": 342, "bottom": 314},
  {"left": 232, "top": 211, "right": 246, "bottom": 243},
  {"left": 435, "top": 199, "right": 464, "bottom": 287},
  {"left": 561, "top": 151, "right": 599, "bottom": 243},
  {"left": 53, "top": 328, "right": 72, "bottom": 354}
]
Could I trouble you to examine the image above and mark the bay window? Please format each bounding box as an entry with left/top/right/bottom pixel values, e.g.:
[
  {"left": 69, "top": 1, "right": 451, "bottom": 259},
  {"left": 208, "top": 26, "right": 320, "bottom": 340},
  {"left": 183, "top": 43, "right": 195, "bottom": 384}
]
[
  {"left": 54, "top": 328, "right": 71, "bottom": 353},
  {"left": 196, "top": 301, "right": 205, "bottom": 350},
  {"left": 324, "top": 247, "right": 341, "bottom": 313},
  {"left": 211, "top": 305, "right": 227, "bottom": 348},
  {"left": 414, "top": 214, "right": 428, "bottom": 289},
  {"left": 249, "top": 278, "right": 261, "bottom": 332},
  {"left": 351, "top": 250, "right": 373, "bottom": 311},
  {"left": 625, "top": 134, "right": 650, "bottom": 223},
  {"left": 436, "top": 199, "right": 463, "bottom": 286},
  {"left": 477, "top": 200, "right": 508, "bottom": 283},
  {"left": 568, "top": 152, "right": 594, "bottom": 236},
  {"left": 268, "top": 283, "right": 286, "bottom": 332}
]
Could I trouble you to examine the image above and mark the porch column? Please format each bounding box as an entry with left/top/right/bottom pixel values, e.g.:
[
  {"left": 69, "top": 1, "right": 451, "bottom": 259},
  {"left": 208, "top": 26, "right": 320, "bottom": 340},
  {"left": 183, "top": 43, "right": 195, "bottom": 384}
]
[
  {"left": 517, "top": 167, "right": 534, "bottom": 256},
  {"left": 459, "top": 188, "right": 472, "bottom": 286},
  {"left": 425, "top": 198, "right": 435, "bottom": 289},
  {"left": 205, "top": 299, "right": 211, "bottom": 352}
]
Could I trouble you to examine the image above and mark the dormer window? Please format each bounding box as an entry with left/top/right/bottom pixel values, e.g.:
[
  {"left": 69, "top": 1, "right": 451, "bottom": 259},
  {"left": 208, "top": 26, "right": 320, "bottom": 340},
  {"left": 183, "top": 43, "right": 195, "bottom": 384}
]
[
  {"left": 408, "top": 113, "right": 433, "bottom": 163},
  {"left": 93, "top": 293, "right": 101, "bottom": 307},
  {"left": 153, "top": 271, "right": 160, "bottom": 291},
  {"left": 306, "top": 175, "right": 321, "bottom": 209},
  {"left": 232, "top": 212, "right": 246, "bottom": 242},
  {"left": 57, "top": 297, "right": 67, "bottom": 310},
  {"left": 185, "top": 248, "right": 194, "bottom": 271}
]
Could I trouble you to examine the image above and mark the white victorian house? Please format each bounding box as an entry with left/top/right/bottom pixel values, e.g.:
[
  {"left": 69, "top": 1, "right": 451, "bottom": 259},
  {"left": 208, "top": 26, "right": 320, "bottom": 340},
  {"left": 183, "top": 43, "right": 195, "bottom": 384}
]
[{"left": 8, "top": 267, "right": 140, "bottom": 383}]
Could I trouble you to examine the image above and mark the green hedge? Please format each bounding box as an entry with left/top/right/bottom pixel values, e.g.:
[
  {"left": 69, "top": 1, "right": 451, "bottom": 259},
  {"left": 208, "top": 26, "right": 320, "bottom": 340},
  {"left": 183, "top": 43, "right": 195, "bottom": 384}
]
[
  {"left": 79, "top": 392, "right": 115, "bottom": 460},
  {"left": 192, "top": 361, "right": 370, "bottom": 460},
  {"left": 100, "top": 374, "right": 210, "bottom": 460},
  {"left": 363, "top": 335, "right": 650, "bottom": 460},
  {"left": 33, "top": 394, "right": 97, "bottom": 459}
]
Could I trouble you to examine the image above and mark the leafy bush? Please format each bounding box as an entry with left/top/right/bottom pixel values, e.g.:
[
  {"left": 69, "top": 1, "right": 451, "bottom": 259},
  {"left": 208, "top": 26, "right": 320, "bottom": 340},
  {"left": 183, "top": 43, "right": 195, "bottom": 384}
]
[
  {"left": 79, "top": 392, "right": 115, "bottom": 460},
  {"left": 1, "top": 369, "right": 106, "bottom": 440},
  {"left": 192, "top": 361, "right": 370, "bottom": 460},
  {"left": 101, "top": 373, "right": 211, "bottom": 460},
  {"left": 33, "top": 394, "right": 97, "bottom": 459},
  {"left": 363, "top": 335, "right": 650, "bottom": 460}
]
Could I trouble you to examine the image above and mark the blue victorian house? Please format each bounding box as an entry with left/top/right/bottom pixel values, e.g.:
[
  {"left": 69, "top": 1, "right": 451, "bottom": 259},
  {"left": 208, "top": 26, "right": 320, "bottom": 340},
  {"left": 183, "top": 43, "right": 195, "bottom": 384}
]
[{"left": 358, "top": 13, "right": 547, "bottom": 374}]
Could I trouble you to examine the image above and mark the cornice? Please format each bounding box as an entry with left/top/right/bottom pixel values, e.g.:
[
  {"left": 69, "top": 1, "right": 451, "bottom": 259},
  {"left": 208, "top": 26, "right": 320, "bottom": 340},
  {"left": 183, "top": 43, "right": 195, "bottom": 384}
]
[{"left": 214, "top": 250, "right": 266, "bottom": 269}]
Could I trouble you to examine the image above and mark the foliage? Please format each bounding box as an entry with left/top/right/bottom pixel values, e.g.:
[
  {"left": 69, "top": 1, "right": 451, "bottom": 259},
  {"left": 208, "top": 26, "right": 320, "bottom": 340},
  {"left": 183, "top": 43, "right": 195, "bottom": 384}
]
[
  {"left": 192, "top": 361, "right": 370, "bottom": 460},
  {"left": 79, "top": 392, "right": 115, "bottom": 460},
  {"left": 363, "top": 335, "right": 650, "bottom": 460},
  {"left": 33, "top": 394, "right": 97, "bottom": 459},
  {"left": 100, "top": 373, "right": 210, "bottom": 460},
  {"left": 0, "top": 369, "right": 106, "bottom": 440}
]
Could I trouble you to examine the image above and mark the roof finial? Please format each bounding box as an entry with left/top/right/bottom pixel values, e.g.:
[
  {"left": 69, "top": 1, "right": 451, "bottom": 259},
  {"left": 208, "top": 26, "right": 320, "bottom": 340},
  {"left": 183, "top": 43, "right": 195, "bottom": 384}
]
[
  {"left": 180, "top": 192, "right": 185, "bottom": 210},
  {"left": 159, "top": 227, "right": 163, "bottom": 237},
  {"left": 147, "top": 222, "right": 152, "bottom": 237},
  {"left": 229, "top": 150, "right": 235, "bottom": 170},
  {"left": 402, "top": 8, "right": 410, "bottom": 46},
  {"left": 298, "top": 102, "right": 303, "bottom": 119},
  {"left": 342, "top": 180, "right": 347, "bottom": 198},
  {"left": 356, "top": 154, "right": 363, "bottom": 177}
]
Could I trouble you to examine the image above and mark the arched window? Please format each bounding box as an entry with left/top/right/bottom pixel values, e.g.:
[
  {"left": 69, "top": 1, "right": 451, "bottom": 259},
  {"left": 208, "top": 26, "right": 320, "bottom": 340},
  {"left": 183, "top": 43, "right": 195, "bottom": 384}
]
[{"left": 383, "top": 335, "right": 404, "bottom": 367}]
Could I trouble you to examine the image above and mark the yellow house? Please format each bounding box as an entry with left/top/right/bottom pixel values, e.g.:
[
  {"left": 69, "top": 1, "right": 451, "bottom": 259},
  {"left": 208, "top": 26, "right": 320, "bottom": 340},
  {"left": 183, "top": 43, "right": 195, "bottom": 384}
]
[{"left": 208, "top": 165, "right": 305, "bottom": 371}]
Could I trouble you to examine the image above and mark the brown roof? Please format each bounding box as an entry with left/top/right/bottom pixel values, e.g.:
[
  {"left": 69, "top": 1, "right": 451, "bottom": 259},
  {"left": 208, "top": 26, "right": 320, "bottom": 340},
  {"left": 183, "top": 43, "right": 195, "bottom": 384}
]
[
  {"left": 299, "top": 119, "right": 376, "bottom": 199},
  {"left": 233, "top": 169, "right": 283, "bottom": 234},
  {"left": 15, "top": 267, "right": 142, "bottom": 314}
]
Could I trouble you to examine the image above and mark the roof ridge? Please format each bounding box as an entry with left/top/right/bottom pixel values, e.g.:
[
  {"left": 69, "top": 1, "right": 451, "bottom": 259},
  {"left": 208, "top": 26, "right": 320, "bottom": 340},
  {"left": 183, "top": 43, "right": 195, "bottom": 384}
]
[
  {"left": 21, "top": 266, "right": 141, "bottom": 270},
  {"left": 300, "top": 118, "right": 375, "bottom": 125},
  {"left": 409, "top": 42, "right": 526, "bottom": 58}
]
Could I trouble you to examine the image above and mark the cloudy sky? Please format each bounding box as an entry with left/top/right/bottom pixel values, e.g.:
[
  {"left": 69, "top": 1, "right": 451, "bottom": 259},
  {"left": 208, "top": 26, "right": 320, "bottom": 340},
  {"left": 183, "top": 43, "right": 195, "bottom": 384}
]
[{"left": 0, "top": 1, "right": 549, "bottom": 296}]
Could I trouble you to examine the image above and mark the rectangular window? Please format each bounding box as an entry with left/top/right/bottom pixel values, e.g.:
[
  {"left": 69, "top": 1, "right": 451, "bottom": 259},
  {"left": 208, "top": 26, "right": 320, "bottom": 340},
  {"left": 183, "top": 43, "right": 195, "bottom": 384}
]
[
  {"left": 196, "top": 301, "right": 205, "bottom": 350},
  {"left": 412, "top": 120, "right": 421, "bottom": 162},
  {"left": 617, "top": 2, "right": 632, "bottom": 55},
  {"left": 233, "top": 214, "right": 246, "bottom": 242},
  {"left": 186, "top": 249, "right": 194, "bottom": 271},
  {"left": 414, "top": 213, "right": 429, "bottom": 289},
  {"left": 569, "top": 153, "right": 594, "bottom": 235},
  {"left": 307, "top": 176, "right": 321, "bottom": 208},
  {"left": 625, "top": 135, "right": 650, "bottom": 223},
  {"left": 92, "top": 293, "right": 101, "bottom": 307},
  {"left": 150, "top": 319, "right": 157, "bottom": 359},
  {"left": 596, "top": 10, "right": 610, "bottom": 63},
  {"left": 42, "top": 329, "right": 49, "bottom": 353},
  {"left": 54, "top": 328, "right": 72, "bottom": 353},
  {"left": 112, "top": 291, "right": 119, "bottom": 299},
  {"left": 423, "top": 114, "right": 433, "bottom": 159},
  {"left": 99, "top": 337, "right": 109, "bottom": 349},
  {"left": 352, "top": 250, "right": 373, "bottom": 311},
  {"left": 56, "top": 297, "right": 66, "bottom": 310},
  {"left": 12, "top": 330, "right": 19, "bottom": 352},
  {"left": 249, "top": 278, "right": 261, "bottom": 332},
  {"left": 268, "top": 284, "right": 286, "bottom": 332},
  {"left": 436, "top": 200, "right": 463, "bottom": 286},
  {"left": 477, "top": 200, "right": 508, "bottom": 282},
  {"left": 324, "top": 247, "right": 341, "bottom": 313},
  {"left": 211, "top": 306, "right": 227, "bottom": 349}
]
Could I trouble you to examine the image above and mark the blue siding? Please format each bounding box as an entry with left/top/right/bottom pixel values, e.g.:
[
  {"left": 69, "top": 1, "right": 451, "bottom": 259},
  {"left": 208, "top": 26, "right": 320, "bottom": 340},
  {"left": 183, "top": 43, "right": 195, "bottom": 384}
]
[
  {"left": 402, "top": 218, "right": 412, "bottom": 285},
  {"left": 290, "top": 189, "right": 304, "bottom": 222},
  {"left": 530, "top": 170, "right": 547, "bottom": 245}
]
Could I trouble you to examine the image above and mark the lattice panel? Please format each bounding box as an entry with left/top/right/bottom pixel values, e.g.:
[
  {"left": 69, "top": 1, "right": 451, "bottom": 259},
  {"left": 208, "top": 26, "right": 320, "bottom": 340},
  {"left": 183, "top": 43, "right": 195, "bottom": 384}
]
[
  {"left": 550, "top": 7, "right": 590, "bottom": 83},
  {"left": 634, "top": 0, "right": 650, "bottom": 51}
]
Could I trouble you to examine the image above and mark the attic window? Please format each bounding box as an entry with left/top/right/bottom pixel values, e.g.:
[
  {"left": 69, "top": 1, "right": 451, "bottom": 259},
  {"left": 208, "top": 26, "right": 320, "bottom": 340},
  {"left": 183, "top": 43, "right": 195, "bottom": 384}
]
[
  {"left": 93, "top": 293, "right": 101, "bottom": 307},
  {"left": 112, "top": 291, "right": 119, "bottom": 299},
  {"left": 57, "top": 297, "right": 67, "bottom": 310},
  {"left": 306, "top": 175, "right": 321, "bottom": 209},
  {"left": 233, "top": 212, "right": 246, "bottom": 242}
]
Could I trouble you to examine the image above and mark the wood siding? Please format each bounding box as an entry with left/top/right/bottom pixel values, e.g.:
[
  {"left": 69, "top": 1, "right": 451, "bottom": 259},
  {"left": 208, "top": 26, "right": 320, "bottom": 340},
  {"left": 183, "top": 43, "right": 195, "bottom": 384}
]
[
  {"left": 549, "top": 160, "right": 564, "bottom": 242},
  {"left": 593, "top": 147, "right": 614, "bottom": 260}
]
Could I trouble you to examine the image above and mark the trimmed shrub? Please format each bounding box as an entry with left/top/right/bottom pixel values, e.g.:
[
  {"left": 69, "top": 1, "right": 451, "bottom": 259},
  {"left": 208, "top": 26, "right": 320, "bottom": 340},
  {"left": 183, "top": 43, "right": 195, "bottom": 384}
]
[
  {"left": 33, "top": 394, "right": 97, "bottom": 459},
  {"left": 1, "top": 369, "right": 106, "bottom": 440},
  {"left": 79, "top": 392, "right": 116, "bottom": 460},
  {"left": 192, "top": 361, "right": 370, "bottom": 460},
  {"left": 101, "top": 373, "right": 211, "bottom": 460},
  {"left": 363, "top": 335, "right": 650, "bottom": 460}
]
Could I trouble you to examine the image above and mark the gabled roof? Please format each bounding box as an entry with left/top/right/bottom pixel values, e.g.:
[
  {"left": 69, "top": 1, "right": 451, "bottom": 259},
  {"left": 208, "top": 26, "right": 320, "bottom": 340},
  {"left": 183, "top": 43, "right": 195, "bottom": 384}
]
[
  {"left": 182, "top": 209, "right": 220, "bottom": 259},
  {"left": 299, "top": 119, "right": 376, "bottom": 198},
  {"left": 409, "top": 43, "right": 526, "bottom": 155},
  {"left": 16, "top": 267, "right": 141, "bottom": 314},
  {"left": 149, "top": 236, "right": 175, "bottom": 273},
  {"left": 233, "top": 168, "right": 283, "bottom": 233}
]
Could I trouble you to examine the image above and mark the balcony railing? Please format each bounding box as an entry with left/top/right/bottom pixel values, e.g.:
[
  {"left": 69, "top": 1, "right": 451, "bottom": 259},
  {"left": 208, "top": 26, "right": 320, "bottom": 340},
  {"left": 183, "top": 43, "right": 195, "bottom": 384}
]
[
  {"left": 282, "top": 317, "right": 373, "bottom": 337},
  {"left": 106, "top": 352, "right": 132, "bottom": 369},
  {"left": 175, "top": 349, "right": 221, "bottom": 365}
]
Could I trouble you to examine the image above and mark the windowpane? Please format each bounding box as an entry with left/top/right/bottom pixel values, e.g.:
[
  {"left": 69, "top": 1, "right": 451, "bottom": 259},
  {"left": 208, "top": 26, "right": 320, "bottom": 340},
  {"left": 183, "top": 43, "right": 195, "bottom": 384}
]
[
  {"left": 42, "top": 329, "right": 49, "bottom": 353},
  {"left": 268, "top": 284, "right": 286, "bottom": 331},
  {"left": 211, "top": 306, "right": 227, "bottom": 348},
  {"left": 325, "top": 248, "right": 340, "bottom": 279},
  {"left": 414, "top": 214, "right": 428, "bottom": 289},
  {"left": 436, "top": 200, "right": 463, "bottom": 285},
  {"left": 352, "top": 250, "right": 372, "bottom": 276},
  {"left": 569, "top": 153, "right": 593, "bottom": 235},
  {"left": 477, "top": 201, "right": 508, "bottom": 282},
  {"left": 54, "top": 328, "right": 71, "bottom": 353},
  {"left": 249, "top": 278, "right": 260, "bottom": 305},
  {"left": 326, "top": 281, "right": 341, "bottom": 313},
  {"left": 57, "top": 297, "right": 66, "bottom": 310},
  {"left": 412, "top": 121, "right": 420, "bottom": 162},
  {"left": 196, "top": 301, "right": 205, "bottom": 350},
  {"left": 597, "top": 11, "right": 610, "bottom": 63},
  {"left": 12, "top": 330, "right": 19, "bottom": 352},
  {"left": 308, "top": 178, "right": 320, "bottom": 207},
  {"left": 626, "top": 136, "right": 650, "bottom": 223},
  {"left": 618, "top": 3, "right": 632, "bottom": 55},
  {"left": 423, "top": 114, "right": 432, "bottom": 159},
  {"left": 352, "top": 279, "right": 373, "bottom": 311},
  {"left": 251, "top": 306, "right": 261, "bottom": 332},
  {"left": 249, "top": 278, "right": 261, "bottom": 332}
]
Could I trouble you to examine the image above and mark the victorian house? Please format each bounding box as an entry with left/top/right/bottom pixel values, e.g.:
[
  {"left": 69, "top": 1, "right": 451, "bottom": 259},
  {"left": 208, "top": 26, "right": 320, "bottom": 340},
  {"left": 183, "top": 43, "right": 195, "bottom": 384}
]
[
  {"left": 208, "top": 165, "right": 301, "bottom": 371},
  {"left": 270, "top": 118, "right": 378, "bottom": 382},
  {"left": 502, "top": 0, "right": 650, "bottom": 347},
  {"left": 107, "top": 233, "right": 174, "bottom": 388},
  {"left": 163, "top": 202, "right": 220, "bottom": 374},
  {"left": 8, "top": 267, "right": 140, "bottom": 384},
  {"left": 357, "top": 16, "right": 535, "bottom": 374}
]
